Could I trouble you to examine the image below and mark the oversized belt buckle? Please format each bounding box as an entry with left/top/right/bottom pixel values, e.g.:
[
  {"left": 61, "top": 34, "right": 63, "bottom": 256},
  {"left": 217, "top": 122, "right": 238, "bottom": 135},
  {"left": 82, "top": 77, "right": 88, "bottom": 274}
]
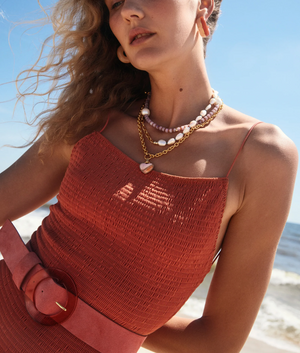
[{"left": 24, "top": 267, "right": 78, "bottom": 326}]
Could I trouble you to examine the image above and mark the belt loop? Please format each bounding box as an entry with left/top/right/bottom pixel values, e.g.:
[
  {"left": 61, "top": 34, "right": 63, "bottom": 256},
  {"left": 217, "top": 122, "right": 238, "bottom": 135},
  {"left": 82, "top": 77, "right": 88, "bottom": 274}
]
[{"left": 12, "top": 252, "right": 42, "bottom": 290}]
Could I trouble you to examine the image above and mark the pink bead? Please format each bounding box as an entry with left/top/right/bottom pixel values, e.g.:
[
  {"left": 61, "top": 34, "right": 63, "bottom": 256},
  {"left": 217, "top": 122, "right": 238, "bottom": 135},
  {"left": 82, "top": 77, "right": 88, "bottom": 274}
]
[{"left": 140, "top": 91, "right": 221, "bottom": 134}]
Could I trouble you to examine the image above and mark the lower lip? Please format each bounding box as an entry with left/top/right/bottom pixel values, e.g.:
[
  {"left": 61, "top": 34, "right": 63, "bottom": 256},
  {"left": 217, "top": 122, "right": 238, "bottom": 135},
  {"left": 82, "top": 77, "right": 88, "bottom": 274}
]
[{"left": 131, "top": 34, "right": 155, "bottom": 46}]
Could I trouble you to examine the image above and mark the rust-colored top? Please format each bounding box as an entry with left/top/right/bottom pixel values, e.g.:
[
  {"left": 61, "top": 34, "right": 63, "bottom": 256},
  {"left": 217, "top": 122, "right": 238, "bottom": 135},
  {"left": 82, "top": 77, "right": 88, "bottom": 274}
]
[
  {"left": 0, "top": 123, "right": 261, "bottom": 351},
  {"left": 31, "top": 132, "right": 228, "bottom": 335}
]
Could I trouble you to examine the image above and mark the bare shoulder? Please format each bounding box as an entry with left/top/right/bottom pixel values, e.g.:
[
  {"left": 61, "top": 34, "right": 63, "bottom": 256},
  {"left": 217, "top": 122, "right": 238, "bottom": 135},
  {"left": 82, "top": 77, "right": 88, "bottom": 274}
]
[
  {"left": 243, "top": 122, "right": 298, "bottom": 176},
  {"left": 222, "top": 106, "right": 298, "bottom": 173},
  {"left": 223, "top": 110, "right": 299, "bottom": 243}
]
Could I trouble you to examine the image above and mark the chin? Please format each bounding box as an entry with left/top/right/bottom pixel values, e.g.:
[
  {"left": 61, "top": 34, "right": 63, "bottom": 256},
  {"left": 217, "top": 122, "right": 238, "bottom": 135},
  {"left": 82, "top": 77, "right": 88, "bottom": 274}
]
[
  {"left": 131, "top": 61, "right": 156, "bottom": 72},
  {"left": 130, "top": 61, "right": 157, "bottom": 73},
  {"left": 129, "top": 50, "right": 167, "bottom": 72}
]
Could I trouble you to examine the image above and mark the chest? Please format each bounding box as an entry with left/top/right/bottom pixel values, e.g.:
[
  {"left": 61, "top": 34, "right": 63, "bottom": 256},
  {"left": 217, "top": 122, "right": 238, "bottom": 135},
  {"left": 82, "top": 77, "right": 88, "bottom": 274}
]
[{"left": 59, "top": 132, "right": 228, "bottom": 262}]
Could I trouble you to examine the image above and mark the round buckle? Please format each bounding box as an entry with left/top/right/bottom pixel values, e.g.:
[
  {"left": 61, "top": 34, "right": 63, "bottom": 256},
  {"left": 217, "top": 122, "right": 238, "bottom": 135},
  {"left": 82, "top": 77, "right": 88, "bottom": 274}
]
[{"left": 24, "top": 267, "right": 78, "bottom": 326}]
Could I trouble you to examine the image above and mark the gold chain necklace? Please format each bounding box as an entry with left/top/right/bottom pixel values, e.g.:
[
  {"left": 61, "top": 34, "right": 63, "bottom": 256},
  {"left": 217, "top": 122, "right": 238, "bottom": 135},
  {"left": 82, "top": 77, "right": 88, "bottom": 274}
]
[{"left": 137, "top": 102, "right": 223, "bottom": 174}]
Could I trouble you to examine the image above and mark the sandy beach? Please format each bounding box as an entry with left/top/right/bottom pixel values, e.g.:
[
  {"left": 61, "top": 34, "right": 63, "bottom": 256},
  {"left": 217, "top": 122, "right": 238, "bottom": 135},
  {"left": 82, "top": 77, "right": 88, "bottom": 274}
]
[{"left": 138, "top": 336, "right": 294, "bottom": 353}]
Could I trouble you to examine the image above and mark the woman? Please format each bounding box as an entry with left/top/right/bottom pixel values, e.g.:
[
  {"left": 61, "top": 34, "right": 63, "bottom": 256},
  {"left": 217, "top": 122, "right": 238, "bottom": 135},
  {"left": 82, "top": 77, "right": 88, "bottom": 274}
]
[{"left": 0, "top": 0, "right": 298, "bottom": 352}]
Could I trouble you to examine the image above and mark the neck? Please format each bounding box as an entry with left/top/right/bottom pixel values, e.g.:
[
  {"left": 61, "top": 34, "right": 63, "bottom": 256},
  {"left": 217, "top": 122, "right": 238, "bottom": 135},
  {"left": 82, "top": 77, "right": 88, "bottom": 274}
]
[{"left": 146, "top": 52, "right": 212, "bottom": 129}]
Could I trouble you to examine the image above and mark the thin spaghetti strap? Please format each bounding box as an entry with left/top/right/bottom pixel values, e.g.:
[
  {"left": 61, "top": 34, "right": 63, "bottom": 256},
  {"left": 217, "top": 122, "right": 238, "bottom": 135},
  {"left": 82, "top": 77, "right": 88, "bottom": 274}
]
[
  {"left": 226, "top": 122, "right": 263, "bottom": 178},
  {"left": 99, "top": 114, "right": 110, "bottom": 133}
]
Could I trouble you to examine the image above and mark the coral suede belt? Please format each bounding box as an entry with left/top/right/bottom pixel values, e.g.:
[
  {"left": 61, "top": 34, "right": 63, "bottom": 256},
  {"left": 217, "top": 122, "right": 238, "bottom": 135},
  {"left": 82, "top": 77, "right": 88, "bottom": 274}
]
[{"left": 0, "top": 220, "right": 146, "bottom": 353}]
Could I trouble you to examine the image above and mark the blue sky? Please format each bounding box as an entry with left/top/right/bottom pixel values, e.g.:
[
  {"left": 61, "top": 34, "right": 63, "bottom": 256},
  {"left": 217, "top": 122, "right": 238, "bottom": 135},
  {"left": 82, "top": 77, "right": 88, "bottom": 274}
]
[{"left": 0, "top": 0, "right": 299, "bottom": 223}]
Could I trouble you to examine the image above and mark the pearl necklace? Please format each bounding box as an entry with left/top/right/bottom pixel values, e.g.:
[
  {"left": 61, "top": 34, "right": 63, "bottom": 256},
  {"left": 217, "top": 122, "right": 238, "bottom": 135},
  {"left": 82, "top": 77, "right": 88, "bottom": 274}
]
[
  {"left": 137, "top": 101, "right": 224, "bottom": 174},
  {"left": 140, "top": 102, "right": 220, "bottom": 147},
  {"left": 141, "top": 90, "right": 222, "bottom": 140}
]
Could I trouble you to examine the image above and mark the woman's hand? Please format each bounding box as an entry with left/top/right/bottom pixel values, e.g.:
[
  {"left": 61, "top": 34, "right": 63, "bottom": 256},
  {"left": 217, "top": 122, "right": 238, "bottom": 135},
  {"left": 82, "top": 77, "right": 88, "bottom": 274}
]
[{"left": 0, "top": 136, "right": 73, "bottom": 226}]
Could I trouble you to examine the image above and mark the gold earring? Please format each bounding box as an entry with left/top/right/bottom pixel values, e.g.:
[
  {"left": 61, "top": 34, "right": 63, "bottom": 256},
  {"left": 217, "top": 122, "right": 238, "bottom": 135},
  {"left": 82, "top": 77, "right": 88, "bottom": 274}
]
[
  {"left": 197, "top": 17, "right": 210, "bottom": 38},
  {"left": 117, "top": 46, "right": 130, "bottom": 64}
]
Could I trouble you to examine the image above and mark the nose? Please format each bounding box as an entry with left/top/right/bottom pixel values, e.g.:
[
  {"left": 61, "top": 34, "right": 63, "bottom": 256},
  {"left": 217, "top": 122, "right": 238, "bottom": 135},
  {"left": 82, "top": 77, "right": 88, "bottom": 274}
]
[{"left": 120, "top": 0, "right": 144, "bottom": 22}]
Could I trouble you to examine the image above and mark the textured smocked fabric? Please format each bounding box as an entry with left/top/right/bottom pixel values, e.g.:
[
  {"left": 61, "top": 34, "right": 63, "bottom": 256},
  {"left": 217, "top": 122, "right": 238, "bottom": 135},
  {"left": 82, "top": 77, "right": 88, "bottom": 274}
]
[{"left": 0, "top": 131, "right": 228, "bottom": 351}]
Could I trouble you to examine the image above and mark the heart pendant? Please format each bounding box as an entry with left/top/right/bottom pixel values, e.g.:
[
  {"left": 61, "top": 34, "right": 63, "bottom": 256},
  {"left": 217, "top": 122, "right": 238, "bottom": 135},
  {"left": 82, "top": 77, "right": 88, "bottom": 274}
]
[{"left": 139, "top": 162, "right": 154, "bottom": 174}]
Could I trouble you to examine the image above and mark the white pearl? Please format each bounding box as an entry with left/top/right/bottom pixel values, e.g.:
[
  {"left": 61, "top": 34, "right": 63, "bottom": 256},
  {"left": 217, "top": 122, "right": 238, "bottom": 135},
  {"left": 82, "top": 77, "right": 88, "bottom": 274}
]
[
  {"left": 195, "top": 116, "right": 202, "bottom": 122},
  {"left": 213, "top": 92, "right": 219, "bottom": 98},
  {"left": 210, "top": 98, "right": 217, "bottom": 105},
  {"left": 142, "top": 108, "right": 150, "bottom": 116},
  {"left": 216, "top": 97, "right": 222, "bottom": 105},
  {"left": 158, "top": 140, "right": 167, "bottom": 146},
  {"left": 167, "top": 138, "right": 176, "bottom": 145},
  {"left": 200, "top": 110, "right": 207, "bottom": 117},
  {"left": 175, "top": 133, "right": 184, "bottom": 141},
  {"left": 183, "top": 126, "right": 190, "bottom": 134},
  {"left": 189, "top": 120, "right": 197, "bottom": 127},
  {"left": 205, "top": 104, "right": 212, "bottom": 111}
]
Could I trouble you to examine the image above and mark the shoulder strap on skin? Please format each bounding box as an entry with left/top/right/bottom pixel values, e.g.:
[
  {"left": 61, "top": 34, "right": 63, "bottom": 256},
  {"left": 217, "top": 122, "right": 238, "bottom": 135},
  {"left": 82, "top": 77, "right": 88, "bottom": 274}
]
[
  {"left": 99, "top": 114, "right": 110, "bottom": 133},
  {"left": 226, "top": 122, "right": 263, "bottom": 178}
]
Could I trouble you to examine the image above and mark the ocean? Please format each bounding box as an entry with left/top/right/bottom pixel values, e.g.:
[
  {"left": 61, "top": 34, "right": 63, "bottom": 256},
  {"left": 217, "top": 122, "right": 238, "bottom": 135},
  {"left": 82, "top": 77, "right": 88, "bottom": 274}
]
[
  {"left": 2, "top": 209, "right": 300, "bottom": 352},
  {"left": 179, "top": 221, "right": 300, "bottom": 353}
]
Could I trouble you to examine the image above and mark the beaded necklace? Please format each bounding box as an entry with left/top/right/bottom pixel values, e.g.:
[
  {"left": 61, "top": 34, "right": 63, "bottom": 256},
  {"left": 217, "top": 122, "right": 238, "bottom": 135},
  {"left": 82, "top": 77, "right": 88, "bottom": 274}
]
[
  {"left": 141, "top": 90, "right": 222, "bottom": 137},
  {"left": 137, "top": 95, "right": 223, "bottom": 174}
]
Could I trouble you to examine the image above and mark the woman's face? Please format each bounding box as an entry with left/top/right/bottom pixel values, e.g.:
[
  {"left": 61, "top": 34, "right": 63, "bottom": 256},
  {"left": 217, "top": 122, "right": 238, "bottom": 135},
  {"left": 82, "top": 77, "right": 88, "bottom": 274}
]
[{"left": 105, "top": 0, "right": 201, "bottom": 72}]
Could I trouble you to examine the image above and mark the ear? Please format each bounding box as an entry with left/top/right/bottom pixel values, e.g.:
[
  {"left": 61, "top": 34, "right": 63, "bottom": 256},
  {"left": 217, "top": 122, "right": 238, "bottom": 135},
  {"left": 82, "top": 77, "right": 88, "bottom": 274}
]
[{"left": 197, "top": 0, "right": 215, "bottom": 20}]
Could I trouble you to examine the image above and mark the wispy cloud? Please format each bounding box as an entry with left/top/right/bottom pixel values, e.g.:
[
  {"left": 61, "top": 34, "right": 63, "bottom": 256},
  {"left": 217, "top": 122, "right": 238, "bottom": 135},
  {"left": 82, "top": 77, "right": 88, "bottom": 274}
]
[{"left": 0, "top": 8, "right": 7, "bottom": 21}]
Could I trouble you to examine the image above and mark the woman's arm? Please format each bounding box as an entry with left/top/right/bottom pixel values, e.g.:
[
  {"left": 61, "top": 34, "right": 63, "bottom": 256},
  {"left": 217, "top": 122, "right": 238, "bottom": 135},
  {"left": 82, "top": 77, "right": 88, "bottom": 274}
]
[
  {"left": 0, "top": 137, "right": 72, "bottom": 226},
  {"left": 143, "top": 124, "right": 298, "bottom": 353}
]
